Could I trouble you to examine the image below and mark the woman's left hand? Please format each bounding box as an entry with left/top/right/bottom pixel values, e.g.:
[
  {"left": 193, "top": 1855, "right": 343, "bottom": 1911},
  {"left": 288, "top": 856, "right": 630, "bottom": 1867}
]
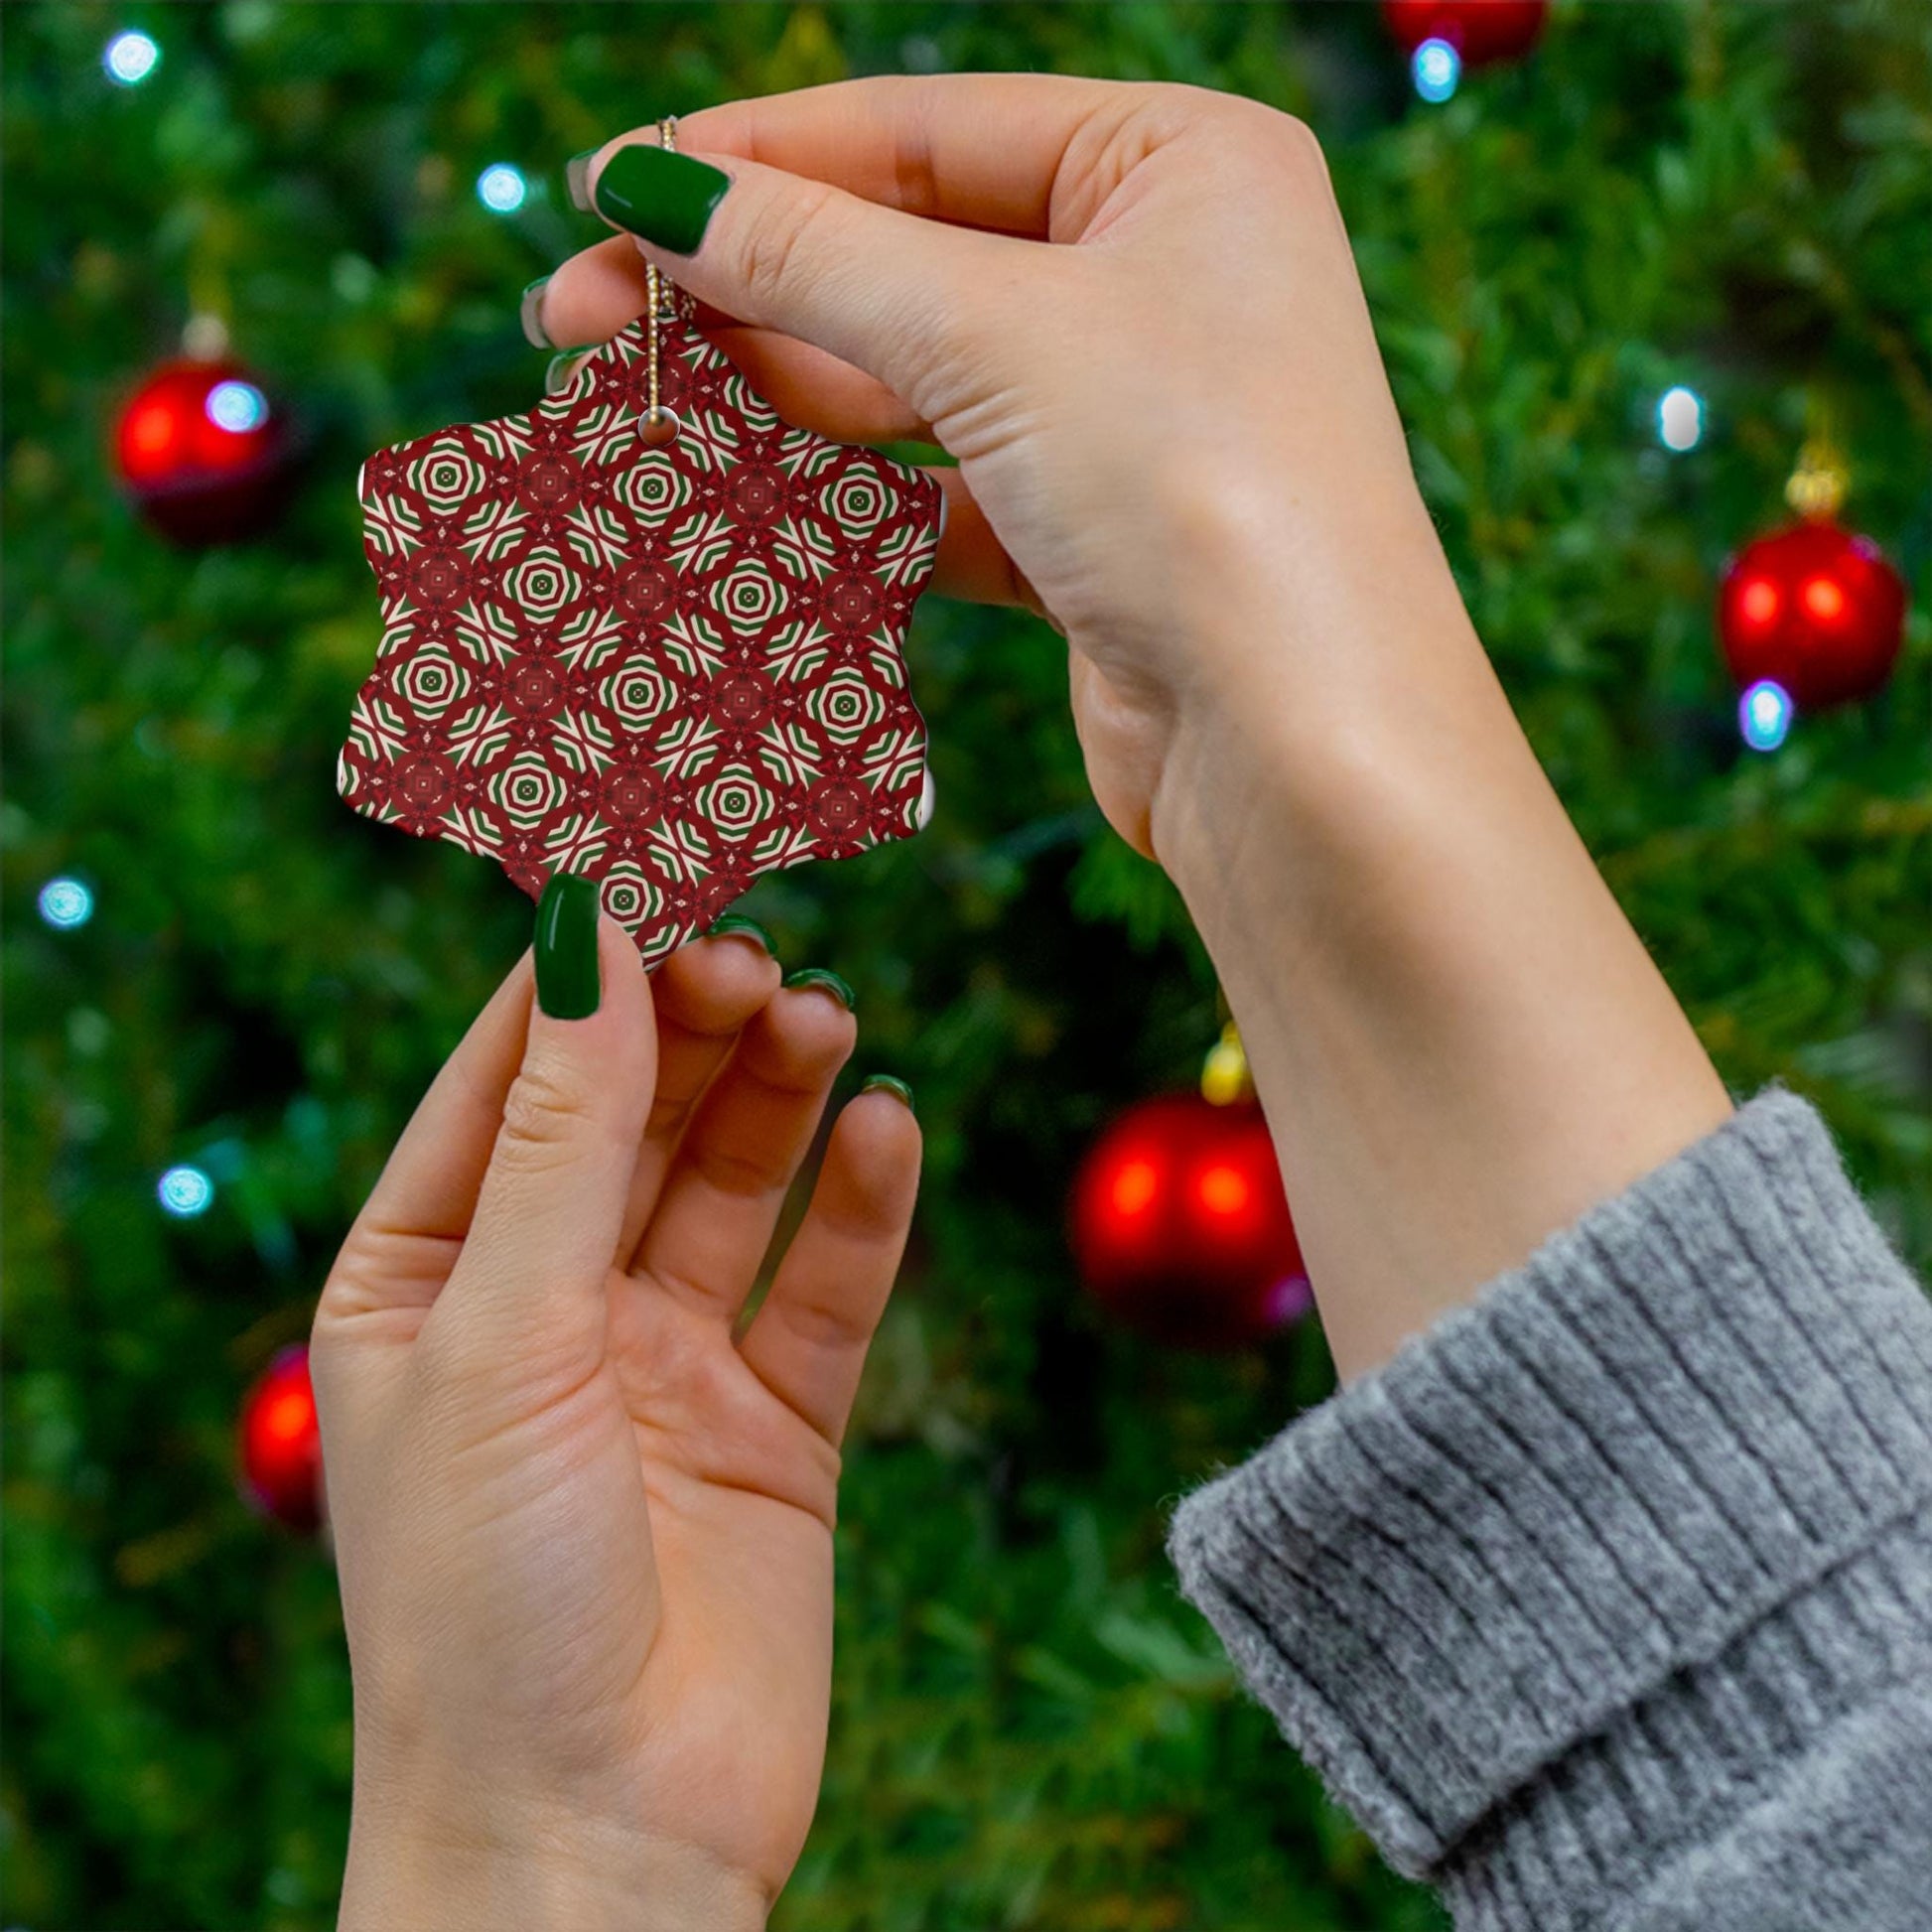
[{"left": 313, "top": 913, "right": 919, "bottom": 1930}]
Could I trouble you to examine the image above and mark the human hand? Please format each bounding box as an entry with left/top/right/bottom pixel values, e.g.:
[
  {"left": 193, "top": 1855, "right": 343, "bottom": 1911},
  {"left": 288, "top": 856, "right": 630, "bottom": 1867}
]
[
  {"left": 314, "top": 897, "right": 918, "bottom": 1930},
  {"left": 537, "top": 78, "right": 1727, "bottom": 1377},
  {"left": 535, "top": 74, "right": 1449, "bottom": 861}
]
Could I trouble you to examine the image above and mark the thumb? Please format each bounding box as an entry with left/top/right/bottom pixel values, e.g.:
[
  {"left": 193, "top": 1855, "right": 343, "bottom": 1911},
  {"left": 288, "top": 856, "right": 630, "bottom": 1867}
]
[
  {"left": 585, "top": 138, "right": 1021, "bottom": 424},
  {"left": 437, "top": 876, "right": 655, "bottom": 1362}
]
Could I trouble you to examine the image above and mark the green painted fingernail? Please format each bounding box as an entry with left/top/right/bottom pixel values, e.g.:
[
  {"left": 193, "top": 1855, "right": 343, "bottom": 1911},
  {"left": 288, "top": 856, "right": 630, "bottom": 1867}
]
[
  {"left": 544, "top": 347, "right": 598, "bottom": 396},
  {"left": 519, "top": 277, "right": 552, "bottom": 349},
  {"left": 705, "top": 913, "right": 774, "bottom": 955},
  {"left": 593, "top": 143, "right": 730, "bottom": 255},
  {"left": 565, "top": 150, "right": 598, "bottom": 213},
  {"left": 861, "top": 1074, "right": 914, "bottom": 1112},
  {"left": 872, "top": 439, "right": 959, "bottom": 470},
  {"left": 534, "top": 873, "right": 601, "bottom": 1019},
  {"left": 782, "top": 967, "right": 855, "bottom": 1011}
]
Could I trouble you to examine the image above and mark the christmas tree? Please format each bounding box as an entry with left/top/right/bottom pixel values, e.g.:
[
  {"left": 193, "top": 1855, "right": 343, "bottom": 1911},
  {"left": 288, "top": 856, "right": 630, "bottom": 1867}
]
[{"left": 4, "top": 5, "right": 1925, "bottom": 1928}]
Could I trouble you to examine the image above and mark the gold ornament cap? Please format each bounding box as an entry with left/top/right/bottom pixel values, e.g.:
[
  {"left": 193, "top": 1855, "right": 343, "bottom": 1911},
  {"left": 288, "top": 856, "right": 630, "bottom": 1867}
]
[
  {"left": 1784, "top": 437, "right": 1848, "bottom": 521},
  {"left": 1201, "top": 1022, "right": 1254, "bottom": 1107}
]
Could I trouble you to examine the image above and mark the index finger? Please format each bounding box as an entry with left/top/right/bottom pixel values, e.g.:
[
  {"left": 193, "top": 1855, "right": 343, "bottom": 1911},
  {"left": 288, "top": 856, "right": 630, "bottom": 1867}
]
[{"left": 659, "top": 72, "right": 1135, "bottom": 240}]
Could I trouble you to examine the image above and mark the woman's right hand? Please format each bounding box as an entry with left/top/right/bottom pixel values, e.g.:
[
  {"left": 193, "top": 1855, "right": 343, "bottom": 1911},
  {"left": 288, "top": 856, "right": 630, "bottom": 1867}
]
[
  {"left": 538, "top": 74, "right": 1729, "bottom": 1381},
  {"left": 536, "top": 75, "right": 1454, "bottom": 861}
]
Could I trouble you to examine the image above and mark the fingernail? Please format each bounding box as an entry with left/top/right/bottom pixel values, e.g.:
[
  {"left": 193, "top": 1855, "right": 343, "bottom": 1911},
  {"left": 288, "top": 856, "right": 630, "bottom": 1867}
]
[
  {"left": 565, "top": 149, "right": 598, "bottom": 213},
  {"left": 534, "top": 873, "right": 601, "bottom": 1019},
  {"left": 519, "top": 277, "right": 553, "bottom": 349},
  {"left": 861, "top": 1074, "right": 914, "bottom": 1113},
  {"left": 705, "top": 912, "right": 775, "bottom": 955},
  {"left": 593, "top": 143, "right": 730, "bottom": 255},
  {"left": 782, "top": 967, "right": 855, "bottom": 1011},
  {"left": 871, "top": 439, "right": 959, "bottom": 470},
  {"left": 544, "top": 346, "right": 597, "bottom": 396}
]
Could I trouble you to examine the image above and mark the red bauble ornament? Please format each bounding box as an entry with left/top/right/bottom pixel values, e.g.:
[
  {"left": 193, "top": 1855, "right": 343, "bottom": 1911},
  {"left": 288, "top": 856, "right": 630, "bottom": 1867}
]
[
  {"left": 1718, "top": 519, "right": 1907, "bottom": 711},
  {"left": 1382, "top": 0, "right": 1548, "bottom": 66},
  {"left": 1070, "top": 1094, "right": 1310, "bottom": 1349},
  {"left": 238, "top": 1344, "right": 323, "bottom": 1532},
  {"left": 114, "top": 357, "right": 293, "bottom": 544}
]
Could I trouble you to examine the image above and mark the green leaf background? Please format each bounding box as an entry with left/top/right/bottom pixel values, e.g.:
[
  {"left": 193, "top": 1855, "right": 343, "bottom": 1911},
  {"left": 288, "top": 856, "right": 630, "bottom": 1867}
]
[{"left": 3, "top": 4, "right": 1926, "bottom": 1927}]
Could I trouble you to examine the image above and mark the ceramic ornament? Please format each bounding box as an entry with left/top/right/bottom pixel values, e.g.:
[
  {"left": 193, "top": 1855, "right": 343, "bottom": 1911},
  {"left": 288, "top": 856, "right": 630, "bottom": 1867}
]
[{"left": 340, "top": 312, "right": 943, "bottom": 965}]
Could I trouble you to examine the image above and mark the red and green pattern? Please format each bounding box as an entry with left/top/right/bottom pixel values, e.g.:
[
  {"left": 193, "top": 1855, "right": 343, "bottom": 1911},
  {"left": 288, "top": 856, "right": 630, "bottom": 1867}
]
[{"left": 340, "top": 314, "right": 942, "bottom": 964}]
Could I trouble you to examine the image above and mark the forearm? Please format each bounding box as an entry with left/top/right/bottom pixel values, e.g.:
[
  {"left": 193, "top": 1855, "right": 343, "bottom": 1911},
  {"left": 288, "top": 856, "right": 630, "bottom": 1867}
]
[{"left": 1150, "top": 507, "right": 1730, "bottom": 1378}]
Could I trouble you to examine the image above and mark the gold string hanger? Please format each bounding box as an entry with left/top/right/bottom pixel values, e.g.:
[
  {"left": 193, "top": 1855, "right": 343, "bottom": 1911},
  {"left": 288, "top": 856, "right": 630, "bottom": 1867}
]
[{"left": 642, "top": 115, "right": 692, "bottom": 442}]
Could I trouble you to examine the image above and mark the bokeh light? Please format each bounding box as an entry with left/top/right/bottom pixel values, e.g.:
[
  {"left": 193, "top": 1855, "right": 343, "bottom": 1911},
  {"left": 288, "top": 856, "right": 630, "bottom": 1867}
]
[
  {"left": 1739, "top": 679, "right": 1793, "bottom": 753},
  {"left": 1109, "top": 1158, "right": 1160, "bottom": 1218},
  {"left": 1196, "top": 1164, "right": 1252, "bottom": 1218},
  {"left": 1413, "top": 38, "right": 1460, "bottom": 102},
  {"left": 1737, "top": 576, "right": 1779, "bottom": 628},
  {"left": 38, "top": 877, "right": 95, "bottom": 929},
  {"left": 476, "top": 163, "right": 528, "bottom": 213},
  {"left": 157, "top": 1165, "right": 215, "bottom": 1218},
  {"left": 205, "top": 379, "right": 269, "bottom": 434},
  {"left": 1801, "top": 574, "right": 1846, "bottom": 622},
  {"left": 1657, "top": 385, "right": 1704, "bottom": 452},
  {"left": 103, "top": 30, "right": 160, "bottom": 85},
  {"left": 1265, "top": 1272, "right": 1315, "bottom": 1327}
]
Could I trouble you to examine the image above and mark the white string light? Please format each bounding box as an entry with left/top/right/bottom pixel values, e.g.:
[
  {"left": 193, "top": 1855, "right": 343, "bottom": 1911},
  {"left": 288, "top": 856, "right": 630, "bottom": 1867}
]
[
  {"left": 1413, "top": 38, "right": 1460, "bottom": 103},
  {"left": 38, "top": 877, "right": 94, "bottom": 928},
  {"left": 206, "top": 380, "right": 269, "bottom": 434},
  {"left": 476, "top": 163, "right": 528, "bottom": 213},
  {"left": 104, "top": 30, "right": 160, "bottom": 86},
  {"left": 1739, "top": 679, "right": 1793, "bottom": 753},
  {"left": 1657, "top": 386, "right": 1705, "bottom": 453},
  {"left": 157, "top": 1165, "right": 215, "bottom": 1218}
]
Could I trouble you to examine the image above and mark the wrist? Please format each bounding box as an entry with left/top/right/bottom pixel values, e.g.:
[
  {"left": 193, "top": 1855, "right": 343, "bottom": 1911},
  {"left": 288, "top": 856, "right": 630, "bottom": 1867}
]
[
  {"left": 1146, "top": 506, "right": 1496, "bottom": 924},
  {"left": 341, "top": 1795, "right": 767, "bottom": 1932},
  {"left": 1142, "top": 510, "right": 1727, "bottom": 1377}
]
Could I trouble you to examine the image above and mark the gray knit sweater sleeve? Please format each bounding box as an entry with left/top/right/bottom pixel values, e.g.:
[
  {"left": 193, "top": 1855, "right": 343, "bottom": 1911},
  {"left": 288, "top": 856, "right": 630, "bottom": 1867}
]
[{"left": 1169, "top": 1091, "right": 1932, "bottom": 1929}]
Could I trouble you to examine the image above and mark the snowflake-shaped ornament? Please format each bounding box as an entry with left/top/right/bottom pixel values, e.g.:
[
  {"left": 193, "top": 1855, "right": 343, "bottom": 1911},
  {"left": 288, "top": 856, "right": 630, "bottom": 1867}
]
[{"left": 340, "top": 313, "right": 942, "bottom": 965}]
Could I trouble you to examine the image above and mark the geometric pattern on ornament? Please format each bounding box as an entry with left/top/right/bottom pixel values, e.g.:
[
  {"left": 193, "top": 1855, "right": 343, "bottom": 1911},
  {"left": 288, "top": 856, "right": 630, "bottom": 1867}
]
[{"left": 340, "top": 311, "right": 944, "bottom": 966}]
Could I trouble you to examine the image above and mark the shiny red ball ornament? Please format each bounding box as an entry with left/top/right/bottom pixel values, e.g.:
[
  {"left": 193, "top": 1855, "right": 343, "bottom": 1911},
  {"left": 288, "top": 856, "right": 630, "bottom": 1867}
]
[
  {"left": 114, "top": 357, "right": 293, "bottom": 544},
  {"left": 1070, "top": 1094, "right": 1310, "bottom": 1349},
  {"left": 238, "top": 1344, "right": 324, "bottom": 1532},
  {"left": 1718, "top": 519, "right": 1907, "bottom": 711},
  {"left": 1382, "top": 0, "right": 1548, "bottom": 66}
]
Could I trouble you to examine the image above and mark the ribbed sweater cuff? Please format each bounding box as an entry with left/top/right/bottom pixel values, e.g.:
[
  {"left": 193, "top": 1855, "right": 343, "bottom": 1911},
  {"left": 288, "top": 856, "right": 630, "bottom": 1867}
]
[{"left": 1169, "top": 1092, "right": 1932, "bottom": 1889}]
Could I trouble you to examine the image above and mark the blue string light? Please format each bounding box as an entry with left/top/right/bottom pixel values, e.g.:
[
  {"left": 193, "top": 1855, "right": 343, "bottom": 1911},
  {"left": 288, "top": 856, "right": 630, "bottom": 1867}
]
[
  {"left": 477, "top": 163, "right": 528, "bottom": 213},
  {"left": 38, "top": 878, "right": 94, "bottom": 929},
  {"left": 1413, "top": 38, "right": 1461, "bottom": 103},
  {"left": 103, "top": 30, "right": 161, "bottom": 85},
  {"left": 158, "top": 1165, "right": 215, "bottom": 1218},
  {"left": 206, "top": 379, "right": 269, "bottom": 434},
  {"left": 1657, "top": 386, "right": 1704, "bottom": 452},
  {"left": 1739, "top": 679, "right": 1793, "bottom": 753}
]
